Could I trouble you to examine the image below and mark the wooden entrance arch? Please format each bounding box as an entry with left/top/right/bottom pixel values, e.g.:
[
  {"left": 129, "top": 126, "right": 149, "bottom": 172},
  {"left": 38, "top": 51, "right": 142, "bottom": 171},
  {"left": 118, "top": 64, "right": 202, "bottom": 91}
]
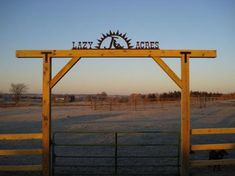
[{"left": 16, "top": 49, "right": 216, "bottom": 176}]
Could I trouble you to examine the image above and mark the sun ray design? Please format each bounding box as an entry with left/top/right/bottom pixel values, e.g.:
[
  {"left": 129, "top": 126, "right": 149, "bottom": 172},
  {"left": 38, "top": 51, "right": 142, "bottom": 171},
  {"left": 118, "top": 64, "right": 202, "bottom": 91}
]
[{"left": 95, "top": 30, "right": 133, "bottom": 49}]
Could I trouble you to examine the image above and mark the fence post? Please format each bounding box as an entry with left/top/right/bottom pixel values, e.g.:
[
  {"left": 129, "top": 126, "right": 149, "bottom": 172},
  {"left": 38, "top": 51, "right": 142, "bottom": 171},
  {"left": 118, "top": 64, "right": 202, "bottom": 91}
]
[
  {"left": 42, "top": 52, "right": 52, "bottom": 176},
  {"left": 180, "top": 52, "right": 190, "bottom": 176}
]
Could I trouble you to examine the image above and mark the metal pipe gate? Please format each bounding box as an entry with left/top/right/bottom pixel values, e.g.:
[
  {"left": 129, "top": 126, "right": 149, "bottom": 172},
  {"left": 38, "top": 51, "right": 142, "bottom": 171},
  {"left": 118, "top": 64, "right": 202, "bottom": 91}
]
[{"left": 52, "top": 131, "right": 180, "bottom": 176}]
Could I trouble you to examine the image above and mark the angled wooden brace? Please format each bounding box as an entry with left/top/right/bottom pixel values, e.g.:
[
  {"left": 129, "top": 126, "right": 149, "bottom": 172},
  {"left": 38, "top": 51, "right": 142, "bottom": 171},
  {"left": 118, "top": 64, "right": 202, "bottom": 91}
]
[
  {"left": 50, "top": 57, "right": 81, "bottom": 89},
  {"left": 152, "top": 56, "right": 182, "bottom": 89}
]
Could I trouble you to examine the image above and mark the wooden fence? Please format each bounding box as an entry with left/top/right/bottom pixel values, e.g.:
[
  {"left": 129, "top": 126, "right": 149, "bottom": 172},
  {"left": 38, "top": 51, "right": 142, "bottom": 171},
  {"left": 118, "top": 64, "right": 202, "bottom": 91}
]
[
  {"left": 1, "top": 129, "right": 234, "bottom": 174},
  {"left": 0, "top": 133, "right": 42, "bottom": 172},
  {"left": 190, "top": 128, "right": 235, "bottom": 167}
]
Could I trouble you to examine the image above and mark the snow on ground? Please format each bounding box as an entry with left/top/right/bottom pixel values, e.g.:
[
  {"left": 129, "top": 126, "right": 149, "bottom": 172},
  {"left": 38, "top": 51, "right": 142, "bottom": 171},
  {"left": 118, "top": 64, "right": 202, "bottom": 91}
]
[{"left": 0, "top": 100, "right": 235, "bottom": 175}]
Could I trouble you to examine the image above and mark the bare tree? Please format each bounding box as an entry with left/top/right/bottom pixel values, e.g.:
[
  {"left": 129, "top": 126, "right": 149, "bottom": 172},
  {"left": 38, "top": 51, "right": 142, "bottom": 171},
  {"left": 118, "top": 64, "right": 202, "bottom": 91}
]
[{"left": 9, "top": 83, "right": 28, "bottom": 104}]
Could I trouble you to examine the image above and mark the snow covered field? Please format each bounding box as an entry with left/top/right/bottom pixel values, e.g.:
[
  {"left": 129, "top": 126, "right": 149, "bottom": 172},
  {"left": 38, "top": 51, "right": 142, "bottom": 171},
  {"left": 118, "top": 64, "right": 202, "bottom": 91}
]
[{"left": 0, "top": 100, "right": 235, "bottom": 175}]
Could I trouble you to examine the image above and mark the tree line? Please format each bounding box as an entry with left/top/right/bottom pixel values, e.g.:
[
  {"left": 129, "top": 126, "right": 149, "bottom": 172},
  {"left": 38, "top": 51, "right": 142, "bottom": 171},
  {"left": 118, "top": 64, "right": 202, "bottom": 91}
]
[{"left": 1, "top": 83, "right": 234, "bottom": 105}]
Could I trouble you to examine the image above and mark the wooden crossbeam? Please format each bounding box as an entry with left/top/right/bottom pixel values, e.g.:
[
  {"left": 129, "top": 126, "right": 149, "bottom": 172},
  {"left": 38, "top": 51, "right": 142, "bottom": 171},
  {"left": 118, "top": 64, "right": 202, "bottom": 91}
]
[
  {"left": 191, "top": 128, "right": 235, "bottom": 135},
  {"left": 152, "top": 56, "right": 182, "bottom": 88},
  {"left": 16, "top": 49, "right": 216, "bottom": 58},
  {"left": 0, "top": 149, "right": 42, "bottom": 156},
  {"left": 0, "top": 165, "right": 42, "bottom": 171},
  {"left": 190, "top": 159, "right": 235, "bottom": 167},
  {"left": 0, "top": 133, "right": 42, "bottom": 140},
  {"left": 191, "top": 143, "right": 235, "bottom": 151}
]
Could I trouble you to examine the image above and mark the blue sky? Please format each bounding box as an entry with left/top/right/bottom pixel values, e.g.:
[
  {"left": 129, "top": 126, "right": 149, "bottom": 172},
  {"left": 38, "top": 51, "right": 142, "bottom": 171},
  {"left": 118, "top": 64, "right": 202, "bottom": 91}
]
[{"left": 0, "top": 0, "right": 234, "bottom": 95}]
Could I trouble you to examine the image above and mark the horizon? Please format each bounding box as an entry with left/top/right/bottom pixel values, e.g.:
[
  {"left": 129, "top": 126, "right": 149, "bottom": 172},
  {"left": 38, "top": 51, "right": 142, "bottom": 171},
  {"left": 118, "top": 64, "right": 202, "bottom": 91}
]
[{"left": 0, "top": 90, "right": 231, "bottom": 96}]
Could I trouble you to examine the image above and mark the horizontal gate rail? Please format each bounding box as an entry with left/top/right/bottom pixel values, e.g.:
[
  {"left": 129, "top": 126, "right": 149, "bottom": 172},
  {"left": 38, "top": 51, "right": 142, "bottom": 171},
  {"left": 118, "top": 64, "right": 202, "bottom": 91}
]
[
  {"left": 52, "top": 130, "right": 180, "bottom": 176},
  {"left": 53, "top": 130, "right": 179, "bottom": 134},
  {"left": 54, "top": 143, "right": 178, "bottom": 147},
  {"left": 54, "top": 174, "right": 178, "bottom": 176},
  {"left": 54, "top": 164, "right": 178, "bottom": 167},
  {"left": 54, "top": 155, "right": 179, "bottom": 158}
]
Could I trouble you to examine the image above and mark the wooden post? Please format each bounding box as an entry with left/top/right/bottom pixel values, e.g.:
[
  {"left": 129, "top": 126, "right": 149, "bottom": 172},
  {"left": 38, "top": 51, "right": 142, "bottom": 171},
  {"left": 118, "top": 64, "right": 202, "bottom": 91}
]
[
  {"left": 42, "top": 52, "right": 52, "bottom": 176},
  {"left": 180, "top": 52, "right": 190, "bottom": 176}
]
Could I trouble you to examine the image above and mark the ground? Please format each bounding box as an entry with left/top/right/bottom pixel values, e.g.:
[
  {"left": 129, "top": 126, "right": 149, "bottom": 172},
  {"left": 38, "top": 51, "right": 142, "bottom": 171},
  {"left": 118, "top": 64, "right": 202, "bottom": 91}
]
[{"left": 0, "top": 100, "right": 235, "bottom": 175}]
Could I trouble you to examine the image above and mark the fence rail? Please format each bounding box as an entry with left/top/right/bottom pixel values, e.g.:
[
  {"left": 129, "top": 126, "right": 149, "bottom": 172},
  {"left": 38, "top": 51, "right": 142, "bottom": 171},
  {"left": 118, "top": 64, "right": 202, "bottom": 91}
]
[
  {"left": 0, "top": 133, "right": 42, "bottom": 172},
  {"left": 191, "top": 128, "right": 235, "bottom": 135},
  {"left": 0, "top": 149, "right": 42, "bottom": 156},
  {"left": 190, "top": 128, "right": 235, "bottom": 168},
  {"left": 0, "top": 133, "right": 42, "bottom": 140},
  {"left": 52, "top": 131, "right": 180, "bottom": 176},
  {"left": 190, "top": 159, "right": 235, "bottom": 167},
  {"left": 0, "top": 165, "right": 42, "bottom": 171}
]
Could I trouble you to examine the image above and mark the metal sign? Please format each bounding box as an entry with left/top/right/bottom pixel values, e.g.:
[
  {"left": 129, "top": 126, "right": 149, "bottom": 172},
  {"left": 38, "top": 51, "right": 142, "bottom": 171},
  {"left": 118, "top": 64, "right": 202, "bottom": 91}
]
[{"left": 72, "top": 30, "right": 160, "bottom": 50}]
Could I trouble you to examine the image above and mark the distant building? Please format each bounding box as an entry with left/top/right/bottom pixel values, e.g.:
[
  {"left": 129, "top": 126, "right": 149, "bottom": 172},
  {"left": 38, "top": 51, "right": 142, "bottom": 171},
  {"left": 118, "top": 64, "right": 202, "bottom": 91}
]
[{"left": 53, "top": 94, "right": 75, "bottom": 103}]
